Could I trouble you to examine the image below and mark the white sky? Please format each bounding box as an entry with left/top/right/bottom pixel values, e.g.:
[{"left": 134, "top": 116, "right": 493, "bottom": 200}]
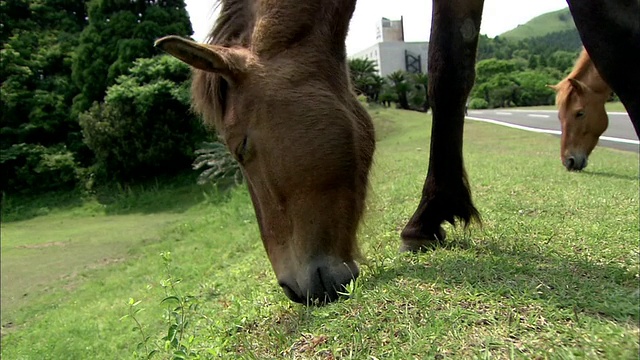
[{"left": 184, "top": 0, "right": 569, "bottom": 55}]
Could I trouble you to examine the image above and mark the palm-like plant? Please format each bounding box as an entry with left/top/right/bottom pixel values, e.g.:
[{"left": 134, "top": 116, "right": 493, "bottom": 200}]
[
  {"left": 412, "top": 72, "right": 430, "bottom": 112},
  {"left": 348, "top": 58, "right": 382, "bottom": 101},
  {"left": 387, "top": 71, "right": 410, "bottom": 109},
  {"left": 192, "top": 141, "right": 242, "bottom": 186}
]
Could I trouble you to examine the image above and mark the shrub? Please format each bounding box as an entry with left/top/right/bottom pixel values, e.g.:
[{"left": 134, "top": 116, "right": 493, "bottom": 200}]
[
  {"left": 468, "top": 98, "right": 489, "bottom": 109},
  {"left": 0, "top": 143, "right": 79, "bottom": 192},
  {"left": 79, "top": 56, "right": 208, "bottom": 183}
]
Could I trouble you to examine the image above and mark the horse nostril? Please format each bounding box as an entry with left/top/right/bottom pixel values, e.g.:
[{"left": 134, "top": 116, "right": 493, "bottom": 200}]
[
  {"left": 565, "top": 156, "right": 588, "bottom": 171},
  {"left": 565, "top": 157, "right": 575, "bottom": 170},
  {"left": 303, "top": 261, "right": 360, "bottom": 305},
  {"left": 278, "top": 281, "right": 303, "bottom": 304}
]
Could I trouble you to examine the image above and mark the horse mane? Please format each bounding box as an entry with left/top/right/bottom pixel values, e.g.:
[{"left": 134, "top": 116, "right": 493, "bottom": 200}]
[
  {"left": 554, "top": 49, "right": 593, "bottom": 109},
  {"left": 205, "top": 0, "right": 255, "bottom": 46},
  {"left": 191, "top": 0, "right": 256, "bottom": 129}
]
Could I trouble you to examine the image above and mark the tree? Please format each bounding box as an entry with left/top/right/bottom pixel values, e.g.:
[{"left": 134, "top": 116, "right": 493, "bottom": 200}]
[
  {"left": 411, "top": 72, "right": 430, "bottom": 112},
  {"left": 549, "top": 50, "right": 579, "bottom": 74},
  {"left": 387, "top": 71, "right": 410, "bottom": 110},
  {"left": 72, "top": 0, "right": 193, "bottom": 116},
  {"left": 79, "top": 56, "right": 207, "bottom": 183},
  {"left": 512, "top": 70, "right": 558, "bottom": 106},
  {"left": 0, "top": 0, "right": 88, "bottom": 193},
  {"left": 348, "top": 58, "right": 383, "bottom": 102}
]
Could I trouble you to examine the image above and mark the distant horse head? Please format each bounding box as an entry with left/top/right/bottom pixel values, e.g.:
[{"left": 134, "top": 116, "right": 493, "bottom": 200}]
[
  {"left": 155, "top": 0, "right": 375, "bottom": 304},
  {"left": 550, "top": 49, "right": 611, "bottom": 171}
]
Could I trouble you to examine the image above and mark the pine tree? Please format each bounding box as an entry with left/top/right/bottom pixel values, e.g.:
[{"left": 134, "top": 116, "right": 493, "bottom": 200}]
[
  {"left": 72, "top": 0, "right": 193, "bottom": 115},
  {"left": 1, "top": 0, "right": 89, "bottom": 192}
]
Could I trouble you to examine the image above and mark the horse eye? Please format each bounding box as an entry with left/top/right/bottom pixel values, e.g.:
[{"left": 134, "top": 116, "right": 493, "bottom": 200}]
[
  {"left": 576, "top": 110, "right": 585, "bottom": 118},
  {"left": 236, "top": 137, "right": 248, "bottom": 163}
]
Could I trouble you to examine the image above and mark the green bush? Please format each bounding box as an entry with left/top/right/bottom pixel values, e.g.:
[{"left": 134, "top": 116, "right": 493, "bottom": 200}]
[
  {"left": 79, "top": 56, "right": 207, "bottom": 183},
  {"left": 468, "top": 98, "right": 489, "bottom": 109},
  {"left": 0, "top": 143, "right": 79, "bottom": 192}
]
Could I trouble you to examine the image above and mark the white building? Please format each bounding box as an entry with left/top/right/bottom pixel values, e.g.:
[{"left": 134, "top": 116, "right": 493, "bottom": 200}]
[{"left": 350, "top": 17, "right": 429, "bottom": 77}]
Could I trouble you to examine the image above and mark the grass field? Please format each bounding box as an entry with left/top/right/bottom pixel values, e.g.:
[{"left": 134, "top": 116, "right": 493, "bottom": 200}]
[{"left": 2, "top": 107, "right": 638, "bottom": 359}]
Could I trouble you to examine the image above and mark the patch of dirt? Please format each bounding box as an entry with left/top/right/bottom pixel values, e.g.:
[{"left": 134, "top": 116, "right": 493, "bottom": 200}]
[
  {"left": 285, "top": 333, "right": 332, "bottom": 358},
  {"left": 17, "top": 241, "right": 66, "bottom": 249},
  {"left": 1, "top": 322, "right": 16, "bottom": 338},
  {"left": 61, "top": 257, "right": 125, "bottom": 291}
]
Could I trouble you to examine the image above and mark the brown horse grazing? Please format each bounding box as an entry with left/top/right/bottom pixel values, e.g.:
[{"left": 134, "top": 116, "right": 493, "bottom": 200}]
[
  {"left": 156, "top": 1, "right": 375, "bottom": 304},
  {"left": 549, "top": 49, "right": 612, "bottom": 171},
  {"left": 155, "top": 0, "right": 640, "bottom": 305}
]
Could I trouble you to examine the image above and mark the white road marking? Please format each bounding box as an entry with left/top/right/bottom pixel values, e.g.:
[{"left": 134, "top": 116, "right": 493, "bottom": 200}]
[
  {"left": 465, "top": 116, "right": 640, "bottom": 145},
  {"left": 496, "top": 109, "right": 628, "bottom": 116},
  {"left": 495, "top": 111, "right": 512, "bottom": 115},
  {"left": 527, "top": 114, "right": 550, "bottom": 118}
]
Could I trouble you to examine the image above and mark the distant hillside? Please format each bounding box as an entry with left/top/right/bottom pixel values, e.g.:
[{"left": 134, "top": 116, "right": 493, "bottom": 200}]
[{"left": 500, "top": 8, "right": 576, "bottom": 41}]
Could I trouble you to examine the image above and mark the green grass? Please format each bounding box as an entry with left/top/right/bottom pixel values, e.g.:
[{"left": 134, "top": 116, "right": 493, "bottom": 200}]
[
  {"left": 2, "top": 107, "right": 638, "bottom": 359},
  {"left": 499, "top": 8, "right": 575, "bottom": 41}
]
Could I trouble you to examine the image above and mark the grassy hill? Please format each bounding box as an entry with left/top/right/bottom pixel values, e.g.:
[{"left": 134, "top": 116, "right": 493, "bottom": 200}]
[{"left": 500, "top": 8, "right": 576, "bottom": 41}]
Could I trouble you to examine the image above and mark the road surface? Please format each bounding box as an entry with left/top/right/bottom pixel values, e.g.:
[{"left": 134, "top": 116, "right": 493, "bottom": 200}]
[{"left": 466, "top": 109, "right": 639, "bottom": 153}]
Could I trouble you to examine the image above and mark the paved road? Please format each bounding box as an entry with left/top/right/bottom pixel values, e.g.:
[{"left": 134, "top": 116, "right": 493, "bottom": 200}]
[{"left": 466, "top": 109, "right": 639, "bottom": 153}]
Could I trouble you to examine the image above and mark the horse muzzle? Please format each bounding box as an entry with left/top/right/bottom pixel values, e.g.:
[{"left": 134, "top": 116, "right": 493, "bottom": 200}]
[
  {"left": 564, "top": 154, "right": 588, "bottom": 171},
  {"left": 278, "top": 257, "right": 359, "bottom": 305}
]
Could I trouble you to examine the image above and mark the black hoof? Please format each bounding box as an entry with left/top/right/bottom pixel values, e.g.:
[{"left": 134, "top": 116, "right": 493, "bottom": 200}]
[{"left": 399, "top": 226, "right": 446, "bottom": 252}]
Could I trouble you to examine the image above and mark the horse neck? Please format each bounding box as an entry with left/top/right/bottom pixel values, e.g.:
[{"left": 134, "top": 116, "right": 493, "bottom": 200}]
[{"left": 570, "top": 52, "right": 612, "bottom": 95}]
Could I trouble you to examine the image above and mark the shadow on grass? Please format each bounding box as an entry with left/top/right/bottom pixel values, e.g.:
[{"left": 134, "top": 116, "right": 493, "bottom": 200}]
[
  {"left": 97, "top": 175, "right": 241, "bottom": 216},
  {"left": 1, "top": 190, "right": 86, "bottom": 223},
  {"left": 366, "top": 238, "right": 639, "bottom": 325},
  {"left": 582, "top": 170, "right": 639, "bottom": 182},
  {"left": 1, "top": 174, "right": 243, "bottom": 222}
]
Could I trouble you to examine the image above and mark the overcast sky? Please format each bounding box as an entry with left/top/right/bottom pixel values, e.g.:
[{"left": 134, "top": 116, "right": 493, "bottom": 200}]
[{"left": 184, "top": 0, "right": 569, "bottom": 55}]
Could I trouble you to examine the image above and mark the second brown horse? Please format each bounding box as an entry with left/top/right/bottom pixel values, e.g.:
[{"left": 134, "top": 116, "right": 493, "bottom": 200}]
[{"left": 549, "top": 48, "right": 612, "bottom": 171}]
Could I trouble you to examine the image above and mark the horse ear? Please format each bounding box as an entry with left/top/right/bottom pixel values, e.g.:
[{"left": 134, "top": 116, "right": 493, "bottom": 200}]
[
  {"left": 154, "top": 35, "right": 249, "bottom": 83},
  {"left": 567, "top": 78, "right": 593, "bottom": 95},
  {"left": 546, "top": 84, "right": 559, "bottom": 92}
]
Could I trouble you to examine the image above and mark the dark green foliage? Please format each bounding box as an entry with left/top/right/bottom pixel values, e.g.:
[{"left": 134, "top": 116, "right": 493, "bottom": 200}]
[
  {"left": 348, "top": 58, "right": 385, "bottom": 102},
  {"left": 347, "top": 58, "right": 429, "bottom": 111},
  {"left": 470, "top": 58, "right": 559, "bottom": 108},
  {"left": 387, "top": 71, "right": 411, "bottom": 110},
  {"left": 72, "top": 0, "right": 193, "bottom": 116},
  {"left": 0, "top": 0, "right": 31, "bottom": 44},
  {"left": 411, "top": 72, "right": 430, "bottom": 112},
  {"left": 468, "top": 98, "right": 489, "bottom": 109},
  {"left": 1, "top": 0, "right": 198, "bottom": 193},
  {"left": 477, "top": 30, "right": 581, "bottom": 62},
  {"left": 0, "top": 143, "right": 79, "bottom": 192},
  {"left": 79, "top": 56, "right": 207, "bottom": 183},
  {"left": 0, "top": 0, "right": 88, "bottom": 193},
  {"left": 468, "top": 28, "right": 583, "bottom": 109}
]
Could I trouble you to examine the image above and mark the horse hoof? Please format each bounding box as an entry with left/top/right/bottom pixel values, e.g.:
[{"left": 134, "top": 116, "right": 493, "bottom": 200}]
[{"left": 399, "top": 227, "right": 446, "bottom": 253}]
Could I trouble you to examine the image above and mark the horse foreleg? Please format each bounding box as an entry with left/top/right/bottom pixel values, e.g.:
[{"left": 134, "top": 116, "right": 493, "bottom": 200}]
[
  {"left": 567, "top": 0, "right": 640, "bottom": 135},
  {"left": 400, "top": 0, "right": 484, "bottom": 252}
]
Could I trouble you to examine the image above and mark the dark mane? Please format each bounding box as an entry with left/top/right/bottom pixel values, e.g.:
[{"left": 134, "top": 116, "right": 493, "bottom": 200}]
[{"left": 191, "top": 0, "right": 256, "bottom": 129}]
